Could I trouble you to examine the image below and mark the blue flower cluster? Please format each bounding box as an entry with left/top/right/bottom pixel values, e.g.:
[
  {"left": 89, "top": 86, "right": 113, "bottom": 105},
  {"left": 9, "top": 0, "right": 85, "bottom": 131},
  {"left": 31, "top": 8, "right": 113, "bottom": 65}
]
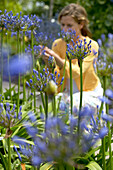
[
  {"left": 0, "top": 96, "right": 22, "bottom": 129},
  {"left": 0, "top": 9, "right": 42, "bottom": 31},
  {"left": 58, "top": 29, "right": 76, "bottom": 43},
  {"left": 97, "top": 33, "right": 113, "bottom": 76},
  {"left": 66, "top": 37, "right": 92, "bottom": 60},
  {"left": 12, "top": 106, "right": 109, "bottom": 167},
  {"left": 26, "top": 68, "right": 64, "bottom": 94}
]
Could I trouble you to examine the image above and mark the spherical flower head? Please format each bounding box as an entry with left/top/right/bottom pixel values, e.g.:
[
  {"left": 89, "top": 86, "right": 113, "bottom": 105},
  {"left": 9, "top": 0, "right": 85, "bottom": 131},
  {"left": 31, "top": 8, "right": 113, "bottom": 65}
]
[
  {"left": 45, "top": 80, "right": 57, "bottom": 95},
  {"left": 66, "top": 38, "right": 92, "bottom": 60},
  {"left": 60, "top": 29, "right": 76, "bottom": 43}
]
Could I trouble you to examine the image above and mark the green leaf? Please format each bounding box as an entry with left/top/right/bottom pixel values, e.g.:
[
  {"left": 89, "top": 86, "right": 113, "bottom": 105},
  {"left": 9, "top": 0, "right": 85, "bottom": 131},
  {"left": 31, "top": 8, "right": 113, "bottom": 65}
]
[
  {"left": 84, "top": 145, "right": 100, "bottom": 159},
  {"left": 86, "top": 161, "right": 102, "bottom": 170},
  {"left": 0, "top": 151, "right": 8, "bottom": 170},
  {"left": 11, "top": 126, "right": 22, "bottom": 138},
  {"left": 40, "top": 162, "right": 55, "bottom": 170}
]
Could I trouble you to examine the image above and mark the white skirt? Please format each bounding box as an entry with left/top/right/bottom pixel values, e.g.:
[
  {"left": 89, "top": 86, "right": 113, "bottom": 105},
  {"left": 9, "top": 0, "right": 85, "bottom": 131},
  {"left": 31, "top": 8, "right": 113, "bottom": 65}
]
[{"left": 57, "top": 83, "right": 104, "bottom": 112}]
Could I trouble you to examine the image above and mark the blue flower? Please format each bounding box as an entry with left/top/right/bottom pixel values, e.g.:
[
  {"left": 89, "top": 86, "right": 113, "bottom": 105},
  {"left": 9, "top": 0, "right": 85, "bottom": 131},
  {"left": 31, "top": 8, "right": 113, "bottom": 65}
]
[
  {"left": 31, "top": 156, "right": 42, "bottom": 166},
  {"left": 4, "top": 53, "right": 33, "bottom": 76},
  {"left": 99, "top": 127, "right": 108, "bottom": 139},
  {"left": 12, "top": 136, "right": 26, "bottom": 146}
]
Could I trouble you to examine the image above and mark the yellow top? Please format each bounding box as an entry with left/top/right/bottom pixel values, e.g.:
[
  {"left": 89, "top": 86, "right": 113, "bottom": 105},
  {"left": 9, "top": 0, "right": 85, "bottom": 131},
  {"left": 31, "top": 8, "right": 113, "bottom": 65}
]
[{"left": 52, "top": 37, "right": 100, "bottom": 93}]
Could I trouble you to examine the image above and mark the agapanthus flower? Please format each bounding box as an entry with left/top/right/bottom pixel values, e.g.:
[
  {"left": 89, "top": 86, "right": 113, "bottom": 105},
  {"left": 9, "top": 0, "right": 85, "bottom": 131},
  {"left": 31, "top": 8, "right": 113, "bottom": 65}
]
[
  {"left": 3, "top": 53, "right": 33, "bottom": 76},
  {"left": 66, "top": 38, "right": 92, "bottom": 60},
  {"left": 27, "top": 14, "right": 42, "bottom": 31},
  {"left": 58, "top": 29, "right": 76, "bottom": 43},
  {"left": 13, "top": 107, "right": 108, "bottom": 167},
  {"left": 97, "top": 33, "right": 113, "bottom": 76},
  {"left": 0, "top": 99, "right": 22, "bottom": 129},
  {"left": 0, "top": 10, "right": 42, "bottom": 32},
  {"left": 26, "top": 68, "right": 64, "bottom": 95}
]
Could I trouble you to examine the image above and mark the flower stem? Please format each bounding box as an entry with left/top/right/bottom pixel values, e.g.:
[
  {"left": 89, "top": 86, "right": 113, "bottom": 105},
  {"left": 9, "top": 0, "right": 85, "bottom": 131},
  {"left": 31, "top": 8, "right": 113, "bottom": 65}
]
[
  {"left": 102, "top": 137, "right": 106, "bottom": 170},
  {"left": 6, "top": 31, "right": 12, "bottom": 101},
  {"left": 53, "top": 95, "right": 57, "bottom": 117},
  {"left": 17, "top": 30, "right": 20, "bottom": 116},
  {"left": 8, "top": 137, "right": 11, "bottom": 170},
  {"left": 45, "top": 92, "right": 48, "bottom": 120},
  {"left": 69, "top": 59, "right": 73, "bottom": 115},
  {"left": 79, "top": 59, "right": 83, "bottom": 110},
  {"left": 101, "top": 76, "right": 106, "bottom": 170},
  {"left": 103, "top": 75, "right": 112, "bottom": 170},
  {"left": 0, "top": 27, "right": 3, "bottom": 94},
  {"left": 78, "top": 59, "right": 83, "bottom": 138},
  {"left": 22, "top": 31, "right": 26, "bottom": 102},
  {"left": 31, "top": 30, "right": 36, "bottom": 112}
]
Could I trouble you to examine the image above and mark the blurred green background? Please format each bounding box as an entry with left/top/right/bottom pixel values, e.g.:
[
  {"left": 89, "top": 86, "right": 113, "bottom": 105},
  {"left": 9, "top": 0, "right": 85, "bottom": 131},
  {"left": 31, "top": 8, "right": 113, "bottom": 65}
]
[{"left": 0, "top": 0, "right": 113, "bottom": 40}]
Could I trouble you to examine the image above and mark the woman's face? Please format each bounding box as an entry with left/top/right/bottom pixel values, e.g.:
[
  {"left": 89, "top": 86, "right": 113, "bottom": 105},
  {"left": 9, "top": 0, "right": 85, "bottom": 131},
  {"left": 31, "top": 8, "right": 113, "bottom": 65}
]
[{"left": 60, "top": 15, "right": 83, "bottom": 37}]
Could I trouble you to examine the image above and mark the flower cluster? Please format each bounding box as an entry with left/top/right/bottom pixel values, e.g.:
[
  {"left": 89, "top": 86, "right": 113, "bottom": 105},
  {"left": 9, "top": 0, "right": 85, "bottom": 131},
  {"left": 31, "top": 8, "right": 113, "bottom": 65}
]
[
  {"left": 97, "top": 33, "right": 113, "bottom": 76},
  {"left": 3, "top": 53, "right": 33, "bottom": 76},
  {"left": 58, "top": 29, "right": 76, "bottom": 43},
  {"left": 66, "top": 38, "right": 92, "bottom": 60},
  {"left": 12, "top": 106, "right": 109, "bottom": 167},
  {"left": 26, "top": 68, "right": 64, "bottom": 95},
  {"left": 0, "top": 10, "right": 42, "bottom": 31},
  {"left": 0, "top": 98, "right": 22, "bottom": 130}
]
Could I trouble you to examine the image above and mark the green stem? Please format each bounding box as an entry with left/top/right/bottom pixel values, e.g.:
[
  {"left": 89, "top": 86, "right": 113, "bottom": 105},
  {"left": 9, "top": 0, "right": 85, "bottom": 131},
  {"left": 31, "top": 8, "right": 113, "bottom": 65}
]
[
  {"left": 45, "top": 93, "right": 48, "bottom": 120},
  {"left": 22, "top": 31, "right": 26, "bottom": 102},
  {"left": 8, "top": 137, "right": 11, "bottom": 170},
  {"left": 79, "top": 59, "right": 83, "bottom": 110},
  {"left": 17, "top": 30, "right": 20, "bottom": 116},
  {"left": 53, "top": 95, "right": 57, "bottom": 116},
  {"left": 69, "top": 59, "right": 73, "bottom": 115},
  {"left": 0, "top": 27, "right": 3, "bottom": 94},
  {"left": 78, "top": 59, "right": 83, "bottom": 138},
  {"left": 7, "top": 32, "right": 12, "bottom": 101},
  {"left": 31, "top": 30, "right": 36, "bottom": 111},
  {"left": 102, "top": 137, "right": 106, "bottom": 170},
  {"left": 101, "top": 76, "right": 106, "bottom": 170},
  {"left": 104, "top": 76, "right": 112, "bottom": 170}
]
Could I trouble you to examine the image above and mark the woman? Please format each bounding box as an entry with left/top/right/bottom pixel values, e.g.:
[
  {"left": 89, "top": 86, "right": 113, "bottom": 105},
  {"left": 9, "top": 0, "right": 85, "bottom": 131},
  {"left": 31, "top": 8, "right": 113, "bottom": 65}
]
[{"left": 42, "top": 3, "right": 103, "bottom": 111}]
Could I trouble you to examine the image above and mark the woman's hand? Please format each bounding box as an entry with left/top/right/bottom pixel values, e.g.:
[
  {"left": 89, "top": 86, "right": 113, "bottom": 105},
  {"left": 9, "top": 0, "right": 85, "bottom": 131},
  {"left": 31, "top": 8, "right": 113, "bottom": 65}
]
[{"left": 42, "top": 47, "right": 64, "bottom": 69}]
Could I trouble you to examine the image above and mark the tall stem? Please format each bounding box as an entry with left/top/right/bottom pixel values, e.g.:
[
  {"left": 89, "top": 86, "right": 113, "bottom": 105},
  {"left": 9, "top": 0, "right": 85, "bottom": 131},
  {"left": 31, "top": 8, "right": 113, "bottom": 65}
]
[
  {"left": 78, "top": 59, "right": 83, "bottom": 138},
  {"left": 31, "top": 30, "right": 36, "bottom": 112},
  {"left": 45, "top": 93, "right": 48, "bottom": 120},
  {"left": 103, "top": 76, "right": 112, "bottom": 170},
  {"left": 69, "top": 59, "right": 73, "bottom": 115},
  {"left": 17, "top": 30, "right": 20, "bottom": 116},
  {"left": 0, "top": 27, "right": 3, "bottom": 94},
  {"left": 79, "top": 59, "right": 83, "bottom": 110},
  {"left": 102, "top": 76, "right": 106, "bottom": 170},
  {"left": 8, "top": 137, "right": 11, "bottom": 170},
  {"left": 22, "top": 31, "right": 26, "bottom": 102},
  {"left": 6, "top": 31, "right": 12, "bottom": 100},
  {"left": 53, "top": 95, "right": 57, "bottom": 116}
]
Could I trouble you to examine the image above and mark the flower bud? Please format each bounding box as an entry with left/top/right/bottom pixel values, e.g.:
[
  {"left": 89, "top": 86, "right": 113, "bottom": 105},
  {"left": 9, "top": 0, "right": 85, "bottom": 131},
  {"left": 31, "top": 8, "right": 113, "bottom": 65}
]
[{"left": 45, "top": 80, "right": 57, "bottom": 95}]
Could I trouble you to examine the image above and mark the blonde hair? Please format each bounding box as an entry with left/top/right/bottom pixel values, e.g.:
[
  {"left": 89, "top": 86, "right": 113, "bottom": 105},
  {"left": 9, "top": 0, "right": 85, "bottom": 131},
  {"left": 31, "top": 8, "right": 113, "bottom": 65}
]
[{"left": 58, "top": 3, "right": 92, "bottom": 38}]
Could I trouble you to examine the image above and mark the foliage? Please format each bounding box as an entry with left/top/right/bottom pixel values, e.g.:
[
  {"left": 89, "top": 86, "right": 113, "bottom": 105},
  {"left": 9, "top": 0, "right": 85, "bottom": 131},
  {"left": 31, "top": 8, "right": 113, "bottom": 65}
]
[{"left": 0, "top": 7, "right": 113, "bottom": 170}]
